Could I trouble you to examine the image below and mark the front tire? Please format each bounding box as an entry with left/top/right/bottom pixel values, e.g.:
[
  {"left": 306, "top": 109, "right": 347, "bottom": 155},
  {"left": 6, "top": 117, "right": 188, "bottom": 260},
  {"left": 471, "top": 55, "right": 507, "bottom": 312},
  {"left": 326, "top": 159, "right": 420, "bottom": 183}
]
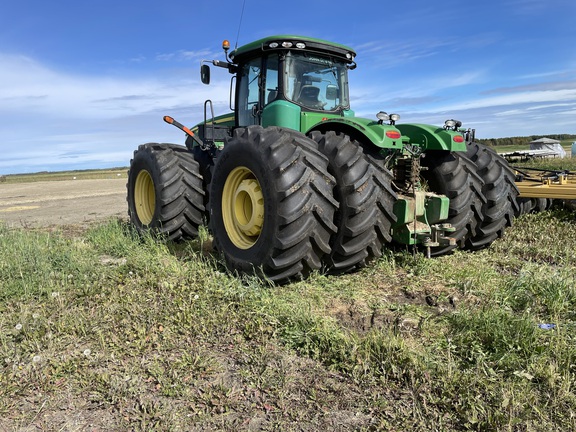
[
  {"left": 127, "top": 143, "right": 205, "bottom": 241},
  {"left": 209, "top": 126, "right": 338, "bottom": 283}
]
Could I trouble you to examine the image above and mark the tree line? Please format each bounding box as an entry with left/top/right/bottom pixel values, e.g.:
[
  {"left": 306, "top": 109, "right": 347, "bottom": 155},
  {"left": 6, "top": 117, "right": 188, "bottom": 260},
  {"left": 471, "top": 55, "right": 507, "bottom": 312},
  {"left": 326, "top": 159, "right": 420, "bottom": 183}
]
[{"left": 477, "top": 134, "right": 576, "bottom": 147}]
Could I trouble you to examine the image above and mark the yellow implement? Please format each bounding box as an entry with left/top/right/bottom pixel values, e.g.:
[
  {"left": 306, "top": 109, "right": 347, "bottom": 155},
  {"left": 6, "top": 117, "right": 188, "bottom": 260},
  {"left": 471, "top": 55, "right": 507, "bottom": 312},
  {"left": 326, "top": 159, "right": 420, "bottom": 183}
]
[{"left": 515, "top": 168, "right": 576, "bottom": 200}]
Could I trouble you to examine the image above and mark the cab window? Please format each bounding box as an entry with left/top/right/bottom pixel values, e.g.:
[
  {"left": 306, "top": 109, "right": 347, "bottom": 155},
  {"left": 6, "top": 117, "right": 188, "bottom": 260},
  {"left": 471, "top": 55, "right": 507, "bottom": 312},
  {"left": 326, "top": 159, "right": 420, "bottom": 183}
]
[{"left": 284, "top": 52, "right": 349, "bottom": 111}]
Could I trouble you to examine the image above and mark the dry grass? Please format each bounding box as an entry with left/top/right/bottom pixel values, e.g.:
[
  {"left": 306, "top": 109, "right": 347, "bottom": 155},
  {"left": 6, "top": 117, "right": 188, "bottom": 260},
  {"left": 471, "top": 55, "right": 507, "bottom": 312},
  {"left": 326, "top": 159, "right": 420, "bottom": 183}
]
[{"left": 3, "top": 168, "right": 127, "bottom": 183}]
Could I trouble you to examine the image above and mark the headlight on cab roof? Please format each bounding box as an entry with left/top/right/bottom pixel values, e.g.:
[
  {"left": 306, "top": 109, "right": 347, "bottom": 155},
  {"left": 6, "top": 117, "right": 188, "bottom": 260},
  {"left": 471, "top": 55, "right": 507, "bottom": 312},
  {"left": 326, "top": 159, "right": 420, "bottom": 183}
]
[
  {"left": 376, "top": 111, "right": 389, "bottom": 122},
  {"left": 444, "top": 119, "right": 462, "bottom": 130}
]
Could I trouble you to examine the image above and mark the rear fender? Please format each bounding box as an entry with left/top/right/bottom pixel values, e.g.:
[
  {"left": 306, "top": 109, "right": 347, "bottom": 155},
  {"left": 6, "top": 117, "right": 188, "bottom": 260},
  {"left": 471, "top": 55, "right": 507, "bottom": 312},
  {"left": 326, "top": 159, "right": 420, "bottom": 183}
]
[
  {"left": 396, "top": 123, "right": 466, "bottom": 152},
  {"left": 305, "top": 117, "right": 403, "bottom": 151}
]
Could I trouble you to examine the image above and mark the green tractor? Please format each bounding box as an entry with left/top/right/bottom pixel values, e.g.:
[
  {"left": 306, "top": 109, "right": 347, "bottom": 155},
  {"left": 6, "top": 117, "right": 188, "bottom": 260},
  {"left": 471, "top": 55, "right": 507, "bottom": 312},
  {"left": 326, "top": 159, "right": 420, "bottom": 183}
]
[{"left": 127, "top": 35, "right": 518, "bottom": 283}]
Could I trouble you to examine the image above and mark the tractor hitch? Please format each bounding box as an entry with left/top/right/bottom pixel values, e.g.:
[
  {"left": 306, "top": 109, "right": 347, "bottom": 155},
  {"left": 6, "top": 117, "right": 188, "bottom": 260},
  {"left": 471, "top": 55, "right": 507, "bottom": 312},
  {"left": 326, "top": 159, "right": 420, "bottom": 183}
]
[{"left": 392, "top": 191, "right": 456, "bottom": 256}]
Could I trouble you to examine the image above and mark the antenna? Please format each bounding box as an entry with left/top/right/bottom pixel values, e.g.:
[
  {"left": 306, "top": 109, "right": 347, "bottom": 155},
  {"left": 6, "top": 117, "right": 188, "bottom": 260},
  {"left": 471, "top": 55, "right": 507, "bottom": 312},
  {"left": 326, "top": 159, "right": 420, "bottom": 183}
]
[{"left": 234, "top": 0, "right": 247, "bottom": 50}]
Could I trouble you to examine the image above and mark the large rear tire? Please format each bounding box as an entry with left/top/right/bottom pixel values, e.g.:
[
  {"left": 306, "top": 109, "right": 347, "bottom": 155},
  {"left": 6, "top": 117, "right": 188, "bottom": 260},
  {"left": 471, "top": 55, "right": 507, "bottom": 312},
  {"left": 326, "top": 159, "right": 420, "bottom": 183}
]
[
  {"left": 209, "top": 126, "right": 338, "bottom": 283},
  {"left": 127, "top": 143, "right": 205, "bottom": 241},
  {"left": 420, "top": 151, "right": 484, "bottom": 256},
  {"left": 463, "top": 142, "right": 519, "bottom": 250},
  {"left": 309, "top": 131, "right": 396, "bottom": 273}
]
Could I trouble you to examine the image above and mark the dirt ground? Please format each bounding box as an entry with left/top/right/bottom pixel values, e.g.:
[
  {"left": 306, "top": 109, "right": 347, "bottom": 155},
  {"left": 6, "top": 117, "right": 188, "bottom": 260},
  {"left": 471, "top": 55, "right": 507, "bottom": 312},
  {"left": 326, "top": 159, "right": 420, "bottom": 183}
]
[{"left": 0, "top": 178, "right": 127, "bottom": 229}]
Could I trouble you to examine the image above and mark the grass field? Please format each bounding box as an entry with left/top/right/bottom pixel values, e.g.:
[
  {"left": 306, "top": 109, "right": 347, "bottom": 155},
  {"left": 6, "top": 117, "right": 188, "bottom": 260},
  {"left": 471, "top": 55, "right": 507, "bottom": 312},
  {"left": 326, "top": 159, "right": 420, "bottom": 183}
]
[
  {"left": 2, "top": 158, "right": 576, "bottom": 430},
  {"left": 2, "top": 212, "right": 576, "bottom": 429}
]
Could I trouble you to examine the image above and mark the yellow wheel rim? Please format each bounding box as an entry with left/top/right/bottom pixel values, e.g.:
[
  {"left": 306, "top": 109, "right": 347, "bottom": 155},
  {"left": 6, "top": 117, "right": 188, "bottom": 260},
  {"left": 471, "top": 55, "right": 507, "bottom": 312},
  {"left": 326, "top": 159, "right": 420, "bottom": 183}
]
[
  {"left": 222, "top": 166, "right": 264, "bottom": 249},
  {"left": 134, "top": 170, "right": 155, "bottom": 225}
]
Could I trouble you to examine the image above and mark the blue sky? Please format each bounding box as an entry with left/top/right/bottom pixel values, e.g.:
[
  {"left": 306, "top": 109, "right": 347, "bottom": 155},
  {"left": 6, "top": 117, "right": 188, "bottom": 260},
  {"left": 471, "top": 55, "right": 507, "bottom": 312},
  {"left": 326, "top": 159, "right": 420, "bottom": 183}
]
[{"left": 1, "top": 0, "right": 575, "bottom": 174}]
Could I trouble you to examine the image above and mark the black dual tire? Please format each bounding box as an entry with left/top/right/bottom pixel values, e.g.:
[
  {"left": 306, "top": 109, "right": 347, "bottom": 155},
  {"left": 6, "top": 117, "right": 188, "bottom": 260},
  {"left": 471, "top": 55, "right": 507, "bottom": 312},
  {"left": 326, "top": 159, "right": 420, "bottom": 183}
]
[
  {"left": 191, "top": 146, "right": 220, "bottom": 223},
  {"left": 309, "top": 131, "right": 396, "bottom": 273},
  {"left": 209, "top": 126, "right": 338, "bottom": 283},
  {"left": 420, "top": 151, "right": 484, "bottom": 256},
  {"left": 516, "top": 197, "right": 552, "bottom": 215},
  {"left": 463, "top": 141, "right": 519, "bottom": 250},
  {"left": 421, "top": 145, "right": 519, "bottom": 255},
  {"left": 127, "top": 143, "right": 205, "bottom": 241}
]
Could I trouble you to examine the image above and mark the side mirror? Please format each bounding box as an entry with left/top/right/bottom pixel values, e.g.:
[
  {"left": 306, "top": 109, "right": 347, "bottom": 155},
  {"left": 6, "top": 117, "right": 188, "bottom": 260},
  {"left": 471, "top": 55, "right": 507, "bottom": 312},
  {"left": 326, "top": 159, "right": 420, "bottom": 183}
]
[
  {"left": 326, "top": 85, "right": 338, "bottom": 100},
  {"left": 201, "top": 64, "right": 211, "bottom": 85}
]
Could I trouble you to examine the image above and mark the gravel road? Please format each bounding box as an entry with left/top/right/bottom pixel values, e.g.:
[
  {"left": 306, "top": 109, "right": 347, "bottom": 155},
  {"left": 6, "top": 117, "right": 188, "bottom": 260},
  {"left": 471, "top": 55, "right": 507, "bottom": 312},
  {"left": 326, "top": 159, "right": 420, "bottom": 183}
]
[{"left": 0, "top": 178, "right": 127, "bottom": 228}]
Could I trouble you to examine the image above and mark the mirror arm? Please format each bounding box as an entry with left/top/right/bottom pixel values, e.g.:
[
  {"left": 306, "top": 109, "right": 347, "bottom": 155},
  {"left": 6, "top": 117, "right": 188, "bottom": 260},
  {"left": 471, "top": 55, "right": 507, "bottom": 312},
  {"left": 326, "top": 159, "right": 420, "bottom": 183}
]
[
  {"left": 212, "top": 60, "right": 237, "bottom": 74},
  {"left": 200, "top": 59, "right": 237, "bottom": 85}
]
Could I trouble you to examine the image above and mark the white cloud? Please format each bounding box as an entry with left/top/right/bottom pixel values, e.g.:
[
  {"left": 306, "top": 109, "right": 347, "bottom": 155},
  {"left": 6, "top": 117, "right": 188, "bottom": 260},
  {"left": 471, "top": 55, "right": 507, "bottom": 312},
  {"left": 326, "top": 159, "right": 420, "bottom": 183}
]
[
  {"left": 353, "top": 39, "right": 452, "bottom": 69},
  {"left": 350, "top": 69, "right": 487, "bottom": 111},
  {"left": 525, "top": 102, "right": 575, "bottom": 111},
  {"left": 0, "top": 52, "right": 232, "bottom": 174},
  {"left": 504, "top": 0, "right": 572, "bottom": 15},
  {"left": 352, "top": 75, "right": 576, "bottom": 138},
  {"left": 0, "top": 53, "right": 231, "bottom": 119},
  {"left": 1, "top": 46, "right": 574, "bottom": 174},
  {"left": 155, "top": 49, "right": 215, "bottom": 62},
  {"left": 437, "top": 89, "right": 576, "bottom": 112}
]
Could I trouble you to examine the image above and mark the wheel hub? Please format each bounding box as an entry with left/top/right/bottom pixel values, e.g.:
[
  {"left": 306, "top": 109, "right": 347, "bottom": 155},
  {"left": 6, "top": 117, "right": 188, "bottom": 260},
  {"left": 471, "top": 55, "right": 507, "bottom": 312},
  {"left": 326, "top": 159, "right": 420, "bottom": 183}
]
[
  {"left": 134, "top": 170, "right": 155, "bottom": 225},
  {"left": 223, "top": 167, "right": 264, "bottom": 249}
]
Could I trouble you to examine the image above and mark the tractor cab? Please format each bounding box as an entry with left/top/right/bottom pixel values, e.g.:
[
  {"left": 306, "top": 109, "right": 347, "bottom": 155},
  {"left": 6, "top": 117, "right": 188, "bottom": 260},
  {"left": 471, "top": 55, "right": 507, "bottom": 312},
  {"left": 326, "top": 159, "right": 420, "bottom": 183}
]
[
  {"left": 200, "top": 36, "right": 357, "bottom": 134},
  {"left": 234, "top": 49, "right": 352, "bottom": 126}
]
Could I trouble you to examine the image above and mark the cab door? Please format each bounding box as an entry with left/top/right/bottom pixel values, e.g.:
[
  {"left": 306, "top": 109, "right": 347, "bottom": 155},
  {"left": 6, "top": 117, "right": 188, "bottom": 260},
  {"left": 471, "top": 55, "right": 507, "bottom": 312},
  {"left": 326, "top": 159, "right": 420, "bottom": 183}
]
[
  {"left": 237, "top": 57, "right": 263, "bottom": 127},
  {"left": 237, "top": 55, "right": 280, "bottom": 127}
]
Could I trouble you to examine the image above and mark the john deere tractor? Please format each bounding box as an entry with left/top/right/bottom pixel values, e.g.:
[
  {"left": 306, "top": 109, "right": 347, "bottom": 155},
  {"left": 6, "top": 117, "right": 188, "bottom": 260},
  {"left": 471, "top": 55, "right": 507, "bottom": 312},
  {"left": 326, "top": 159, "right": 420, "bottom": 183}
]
[{"left": 127, "top": 35, "right": 518, "bottom": 283}]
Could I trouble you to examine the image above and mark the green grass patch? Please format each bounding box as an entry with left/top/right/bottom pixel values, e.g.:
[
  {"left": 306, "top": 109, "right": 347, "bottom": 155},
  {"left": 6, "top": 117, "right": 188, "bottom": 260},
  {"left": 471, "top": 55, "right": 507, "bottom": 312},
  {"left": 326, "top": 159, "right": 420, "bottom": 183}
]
[{"left": 1, "top": 214, "right": 576, "bottom": 430}]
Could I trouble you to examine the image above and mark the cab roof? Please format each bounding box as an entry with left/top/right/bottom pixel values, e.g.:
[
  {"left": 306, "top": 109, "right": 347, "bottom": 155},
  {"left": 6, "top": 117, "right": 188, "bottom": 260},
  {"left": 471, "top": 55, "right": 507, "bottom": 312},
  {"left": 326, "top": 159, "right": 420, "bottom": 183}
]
[{"left": 229, "top": 35, "right": 356, "bottom": 64}]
